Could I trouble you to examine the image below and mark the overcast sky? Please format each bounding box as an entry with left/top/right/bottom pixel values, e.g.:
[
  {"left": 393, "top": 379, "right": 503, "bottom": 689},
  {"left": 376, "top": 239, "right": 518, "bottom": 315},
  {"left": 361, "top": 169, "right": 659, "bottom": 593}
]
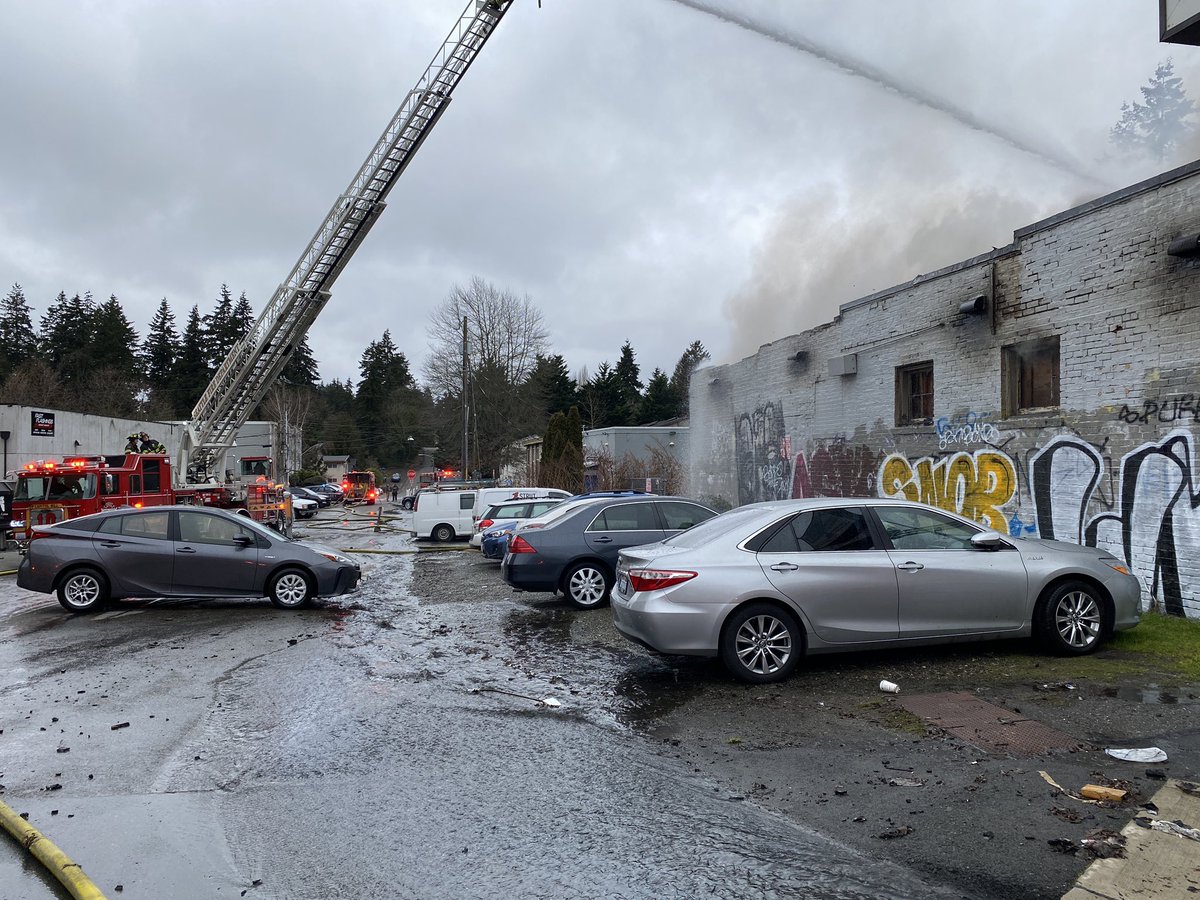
[{"left": 1, "top": 1, "right": 1194, "bottom": 390}]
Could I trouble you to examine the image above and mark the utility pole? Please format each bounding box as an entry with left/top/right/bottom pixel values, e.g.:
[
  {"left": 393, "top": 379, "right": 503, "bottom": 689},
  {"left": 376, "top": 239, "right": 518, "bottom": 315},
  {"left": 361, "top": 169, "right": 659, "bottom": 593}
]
[{"left": 462, "top": 315, "right": 469, "bottom": 480}]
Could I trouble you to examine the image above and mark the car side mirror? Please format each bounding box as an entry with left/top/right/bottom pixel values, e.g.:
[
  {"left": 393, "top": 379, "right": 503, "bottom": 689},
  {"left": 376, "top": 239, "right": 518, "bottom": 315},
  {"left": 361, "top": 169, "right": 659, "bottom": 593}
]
[
  {"left": 970, "top": 530, "right": 1007, "bottom": 550},
  {"left": 232, "top": 534, "right": 255, "bottom": 547}
]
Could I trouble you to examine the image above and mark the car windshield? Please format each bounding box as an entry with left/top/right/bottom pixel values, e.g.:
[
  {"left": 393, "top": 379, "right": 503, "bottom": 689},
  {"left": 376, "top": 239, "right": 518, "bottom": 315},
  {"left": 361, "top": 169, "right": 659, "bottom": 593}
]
[
  {"left": 661, "top": 505, "right": 764, "bottom": 548},
  {"left": 15, "top": 473, "right": 97, "bottom": 502}
]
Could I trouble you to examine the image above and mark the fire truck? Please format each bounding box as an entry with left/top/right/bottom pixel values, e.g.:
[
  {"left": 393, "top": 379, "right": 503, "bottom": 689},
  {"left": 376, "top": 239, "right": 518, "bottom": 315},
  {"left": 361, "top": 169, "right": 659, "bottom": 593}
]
[
  {"left": 342, "top": 471, "right": 378, "bottom": 504},
  {"left": 10, "top": 0, "right": 514, "bottom": 540}
]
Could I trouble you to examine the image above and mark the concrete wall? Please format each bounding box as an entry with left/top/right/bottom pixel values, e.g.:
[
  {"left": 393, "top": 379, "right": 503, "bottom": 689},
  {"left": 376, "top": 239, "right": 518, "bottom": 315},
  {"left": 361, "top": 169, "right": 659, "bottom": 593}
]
[{"left": 689, "top": 159, "right": 1200, "bottom": 617}]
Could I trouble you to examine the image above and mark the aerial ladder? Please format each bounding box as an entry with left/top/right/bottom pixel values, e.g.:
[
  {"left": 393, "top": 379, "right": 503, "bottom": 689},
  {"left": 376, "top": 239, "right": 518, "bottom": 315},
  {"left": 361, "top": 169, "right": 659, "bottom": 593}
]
[{"left": 179, "top": 0, "right": 515, "bottom": 485}]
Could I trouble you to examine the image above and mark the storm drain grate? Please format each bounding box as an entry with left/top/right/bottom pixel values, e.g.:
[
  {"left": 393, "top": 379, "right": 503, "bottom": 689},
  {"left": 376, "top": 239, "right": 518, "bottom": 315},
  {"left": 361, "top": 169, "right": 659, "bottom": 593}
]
[{"left": 899, "top": 691, "right": 1089, "bottom": 756}]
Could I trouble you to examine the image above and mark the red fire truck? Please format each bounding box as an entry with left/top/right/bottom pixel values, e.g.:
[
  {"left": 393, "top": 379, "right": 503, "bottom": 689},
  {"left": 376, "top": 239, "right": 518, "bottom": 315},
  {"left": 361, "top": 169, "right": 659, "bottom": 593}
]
[
  {"left": 11, "top": 453, "right": 289, "bottom": 543},
  {"left": 342, "top": 471, "right": 378, "bottom": 504}
]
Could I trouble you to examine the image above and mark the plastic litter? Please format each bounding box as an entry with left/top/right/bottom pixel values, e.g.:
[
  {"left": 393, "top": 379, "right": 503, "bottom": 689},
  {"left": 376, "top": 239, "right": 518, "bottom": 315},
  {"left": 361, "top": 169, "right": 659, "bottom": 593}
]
[
  {"left": 1105, "top": 746, "right": 1168, "bottom": 763},
  {"left": 879, "top": 680, "right": 900, "bottom": 693},
  {"left": 471, "top": 687, "right": 563, "bottom": 709},
  {"left": 1150, "top": 819, "right": 1200, "bottom": 841}
]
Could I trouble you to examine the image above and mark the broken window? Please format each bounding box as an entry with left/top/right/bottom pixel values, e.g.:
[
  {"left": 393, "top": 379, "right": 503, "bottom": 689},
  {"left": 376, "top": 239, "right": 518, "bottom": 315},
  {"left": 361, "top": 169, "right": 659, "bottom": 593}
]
[
  {"left": 1002, "top": 336, "right": 1060, "bottom": 414},
  {"left": 895, "top": 362, "right": 934, "bottom": 426}
]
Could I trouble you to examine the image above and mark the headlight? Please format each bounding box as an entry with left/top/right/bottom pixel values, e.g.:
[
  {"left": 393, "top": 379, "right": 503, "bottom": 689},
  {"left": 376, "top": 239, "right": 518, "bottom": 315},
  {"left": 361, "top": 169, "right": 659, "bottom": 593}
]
[
  {"left": 319, "top": 551, "right": 354, "bottom": 566},
  {"left": 9, "top": 520, "right": 24, "bottom": 530}
]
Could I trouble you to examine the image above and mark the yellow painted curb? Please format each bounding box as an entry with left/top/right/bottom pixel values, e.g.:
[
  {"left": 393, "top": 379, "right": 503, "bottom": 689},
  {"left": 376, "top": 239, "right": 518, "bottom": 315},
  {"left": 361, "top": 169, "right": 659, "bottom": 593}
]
[
  {"left": 0, "top": 798, "right": 106, "bottom": 899},
  {"left": 0, "top": 569, "right": 16, "bottom": 576}
]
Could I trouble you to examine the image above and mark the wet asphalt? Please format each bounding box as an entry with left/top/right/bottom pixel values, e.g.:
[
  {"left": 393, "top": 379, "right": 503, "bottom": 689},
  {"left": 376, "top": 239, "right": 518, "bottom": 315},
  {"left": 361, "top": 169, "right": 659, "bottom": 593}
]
[{"left": 1, "top": 506, "right": 1199, "bottom": 898}]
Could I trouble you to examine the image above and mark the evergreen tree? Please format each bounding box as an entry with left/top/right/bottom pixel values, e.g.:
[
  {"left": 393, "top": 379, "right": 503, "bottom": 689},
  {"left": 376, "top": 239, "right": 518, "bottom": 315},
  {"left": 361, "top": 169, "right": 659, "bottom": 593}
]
[
  {"left": 0, "top": 284, "right": 38, "bottom": 382},
  {"left": 139, "top": 298, "right": 178, "bottom": 385},
  {"left": 639, "top": 368, "right": 677, "bottom": 424},
  {"left": 1111, "top": 60, "right": 1196, "bottom": 161},
  {"left": 280, "top": 334, "right": 320, "bottom": 386},
  {"left": 202, "top": 284, "right": 239, "bottom": 367},
  {"left": 524, "top": 353, "right": 577, "bottom": 424},
  {"left": 92, "top": 295, "right": 139, "bottom": 374},
  {"left": 172, "top": 305, "right": 210, "bottom": 416},
  {"left": 668, "top": 340, "right": 711, "bottom": 418},
  {"left": 613, "top": 341, "right": 643, "bottom": 425},
  {"left": 41, "top": 291, "right": 97, "bottom": 385},
  {"left": 232, "top": 292, "right": 255, "bottom": 343},
  {"left": 579, "top": 361, "right": 621, "bottom": 429}
]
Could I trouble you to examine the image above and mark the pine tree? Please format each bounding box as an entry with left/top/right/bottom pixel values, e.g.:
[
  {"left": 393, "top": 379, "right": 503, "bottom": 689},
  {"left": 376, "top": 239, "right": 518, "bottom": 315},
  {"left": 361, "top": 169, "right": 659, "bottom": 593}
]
[
  {"left": 41, "top": 291, "right": 97, "bottom": 385},
  {"left": 1111, "top": 60, "right": 1197, "bottom": 161},
  {"left": 579, "top": 361, "right": 621, "bottom": 429},
  {"left": 668, "top": 340, "right": 711, "bottom": 418},
  {"left": 172, "top": 305, "right": 210, "bottom": 416},
  {"left": 0, "top": 284, "right": 38, "bottom": 382},
  {"left": 613, "top": 341, "right": 643, "bottom": 426},
  {"left": 232, "top": 292, "right": 255, "bottom": 343},
  {"left": 202, "top": 284, "right": 239, "bottom": 367},
  {"left": 524, "top": 353, "right": 577, "bottom": 424},
  {"left": 280, "top": 334, "right": 320, "bottom": 386},
  {"left": 639, "top": 369, "right": 677, "bottom": 424},
  {"left": 92, "top": 295, "right": 139, "bottom": 373},
  {"left": 139, "top": 298, "right": 178, "bottom": 385}
]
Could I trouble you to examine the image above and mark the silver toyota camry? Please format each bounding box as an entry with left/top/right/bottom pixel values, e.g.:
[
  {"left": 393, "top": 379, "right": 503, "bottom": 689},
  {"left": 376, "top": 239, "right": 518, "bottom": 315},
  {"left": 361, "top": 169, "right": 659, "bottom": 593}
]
[{"left": 611, "top": 498, "right": 1141, "bottom": 684}]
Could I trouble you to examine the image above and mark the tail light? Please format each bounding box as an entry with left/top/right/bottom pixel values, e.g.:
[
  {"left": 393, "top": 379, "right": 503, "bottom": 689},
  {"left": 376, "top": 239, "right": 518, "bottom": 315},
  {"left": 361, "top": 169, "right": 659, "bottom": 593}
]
[
  {"left": 509, "top": 535, "right": 536, "bottom": 554},
  {"left": 479, "top": 518, "right": 494, "bottom": 530},
  {"left": 627, "top": 569, "right": 697, "bottom": 592},
  {"left": 342, "top": 482, "right": 350, "bottom": 491}
]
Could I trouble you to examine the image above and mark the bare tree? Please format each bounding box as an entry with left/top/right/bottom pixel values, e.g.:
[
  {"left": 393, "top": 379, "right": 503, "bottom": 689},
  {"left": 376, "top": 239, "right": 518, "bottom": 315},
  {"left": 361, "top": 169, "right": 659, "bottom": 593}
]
[
  {"left": 260, "top": 384, "right": 313, "bottom": 479},
  {"left": 423, "top": 277, "right": 549, "bottom": 397}
]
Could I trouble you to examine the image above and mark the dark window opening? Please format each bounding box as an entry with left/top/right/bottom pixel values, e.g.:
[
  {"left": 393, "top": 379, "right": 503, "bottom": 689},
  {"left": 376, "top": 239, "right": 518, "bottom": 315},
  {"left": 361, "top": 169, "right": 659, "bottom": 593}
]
[
  {"left": 896, "top": 362, "right": 934, "bottom": 426},
  {"left": 1003, "top": 336, "right": 1060, "bottom": 414}
]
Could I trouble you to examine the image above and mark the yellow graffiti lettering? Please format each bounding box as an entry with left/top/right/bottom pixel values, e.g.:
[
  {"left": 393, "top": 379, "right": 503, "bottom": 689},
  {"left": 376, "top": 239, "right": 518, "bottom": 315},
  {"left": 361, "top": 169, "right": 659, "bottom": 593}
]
[{"left": 878, "top": 450, "right": 1017, "bottom": 530}]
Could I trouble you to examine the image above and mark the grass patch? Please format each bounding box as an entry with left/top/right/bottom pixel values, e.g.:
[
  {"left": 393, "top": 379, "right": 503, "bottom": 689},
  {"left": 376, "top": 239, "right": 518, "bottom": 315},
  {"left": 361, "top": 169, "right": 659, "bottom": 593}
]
[
  {"left": 879, "top": 707, "right": 927, "bottom": 736},
  {"left": 1108, "top": 610, "right": 1200, "bottom": 679}
]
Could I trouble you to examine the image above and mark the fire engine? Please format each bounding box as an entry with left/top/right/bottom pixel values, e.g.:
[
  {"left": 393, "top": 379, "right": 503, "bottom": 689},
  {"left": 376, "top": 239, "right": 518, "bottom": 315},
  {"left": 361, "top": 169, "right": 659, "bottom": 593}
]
[
  {"left": 342, "top": 471, "right": 378, "bottom": 504},
  {"left": 10, "top": 0, "right": 514, "bottom": 540}
]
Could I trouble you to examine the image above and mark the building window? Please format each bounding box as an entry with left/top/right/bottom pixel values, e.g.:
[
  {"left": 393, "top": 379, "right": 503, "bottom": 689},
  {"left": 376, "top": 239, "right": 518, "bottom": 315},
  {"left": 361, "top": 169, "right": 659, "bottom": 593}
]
[
  {"left": 895, "top": 362, "right": 934, "bottom": 426},
  {"left": 1003, "top": 336, "right": 1060, "bottom": 414}
]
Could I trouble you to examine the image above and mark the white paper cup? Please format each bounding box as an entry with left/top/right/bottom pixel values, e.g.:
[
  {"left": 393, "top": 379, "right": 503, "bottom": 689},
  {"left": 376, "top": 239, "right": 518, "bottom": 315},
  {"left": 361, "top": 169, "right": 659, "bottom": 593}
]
[{"left": 879, "top": 680, "right": 900, "bottom": 693}]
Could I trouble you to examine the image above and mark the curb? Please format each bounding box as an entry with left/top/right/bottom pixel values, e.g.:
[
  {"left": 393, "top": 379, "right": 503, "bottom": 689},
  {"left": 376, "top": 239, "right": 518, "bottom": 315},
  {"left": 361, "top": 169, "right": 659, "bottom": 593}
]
[{"left": 0, "top": 798, "right": 106, "bottom": 899}]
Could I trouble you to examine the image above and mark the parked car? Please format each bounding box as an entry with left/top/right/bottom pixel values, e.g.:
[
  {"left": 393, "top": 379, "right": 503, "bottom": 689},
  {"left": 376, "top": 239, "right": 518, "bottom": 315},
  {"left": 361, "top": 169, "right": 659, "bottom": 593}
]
[
  {"left": 412, "top": 489, "right": 477, "bottom": 542},
  {"left": 501, "top": 496, "right": 717, "bottom": 609},
  {"left": 286, "top": 491, "right": 318, "bottom": 519},
  {"left": 291, "top": 485, "right": 330, "bottom": 508},
  {"left": 480, "top": 522, "right": 517, "bottom": 560},
  {"left": 610, "top": 498, "right": 1142, "bottom": 684},
  {"left": 17, "top": 505, "right": 361, "bottom": 614},
  {"left": 307, "top": 483, "right": 345, "bottom": 503},
  {"left": 470, "top": 498, "right": 565, "bottom": 548},
  {"left": 469, "top": 487, "right": 572, "bottom": 536}
]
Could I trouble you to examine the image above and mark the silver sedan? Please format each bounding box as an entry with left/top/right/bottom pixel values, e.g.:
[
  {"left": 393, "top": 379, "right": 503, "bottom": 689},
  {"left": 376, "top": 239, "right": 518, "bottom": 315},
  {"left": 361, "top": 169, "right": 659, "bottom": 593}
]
[{"left": 611, "top": 498, "right": 1141, "bottom": 684}]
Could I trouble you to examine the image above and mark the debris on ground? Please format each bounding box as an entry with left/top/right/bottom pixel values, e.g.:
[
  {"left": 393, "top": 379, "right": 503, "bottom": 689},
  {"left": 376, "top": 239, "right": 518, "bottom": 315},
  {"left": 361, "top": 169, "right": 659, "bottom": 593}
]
[
  {"left": 1104, "top": 746, "right": 1168, "bottom": 764},
  {"left": 879, "top": 680, "right": 900, "bottom": 694},
  {"left": 887, "top": 777, "right": 925, "bottom": 787},
  {"left": 1080, "top": 784, "right": 1128, "bottom": 803},
  {"left": 1051, "top": 805, "right": 1083, "bottom": 823},
  {"left": 1079, "top": 828, "right": 1127, "bottom": 859},
  {"left": 1035, "top": 682, "right": 1077, "bottom": 692},
  {"left": 877, "top": 825, "right": 913, "bottom": 839},
  {"left": 1138, "top": 818, "right": 1200, "bottom": 841},
  {"left": 471, "top": 686, "right": 562, "bottom": 708}
]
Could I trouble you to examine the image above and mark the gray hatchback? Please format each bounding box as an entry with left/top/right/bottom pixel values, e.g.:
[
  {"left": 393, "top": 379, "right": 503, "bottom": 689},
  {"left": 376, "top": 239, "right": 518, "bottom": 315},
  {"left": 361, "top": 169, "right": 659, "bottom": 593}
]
[
  {"left": 501, "top": 496, "right": 717, "bottom": 609},
  {"left": 17, "top": 505, "right": 361, "bottom": 613},
  {"left": 612, "top": 498, "right": 1142, "bottom": 683}
]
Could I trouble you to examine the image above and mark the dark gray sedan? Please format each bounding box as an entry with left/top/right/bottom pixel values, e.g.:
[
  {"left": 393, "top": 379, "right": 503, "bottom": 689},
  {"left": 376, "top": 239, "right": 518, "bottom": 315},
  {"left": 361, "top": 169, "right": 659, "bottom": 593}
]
[
  {"left": 612, "top": 498, "right": 1142, "bottom": 683},
  {"left": 17, "top": 505, "right": 361, "bottom": 613},
  {"left": 501, "top": 496, "right": 717, "bottom": 609}
]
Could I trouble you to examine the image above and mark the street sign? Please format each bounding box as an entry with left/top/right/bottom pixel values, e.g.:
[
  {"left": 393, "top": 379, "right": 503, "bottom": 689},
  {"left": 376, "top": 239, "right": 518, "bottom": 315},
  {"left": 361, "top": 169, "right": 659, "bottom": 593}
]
[{"left": 407, "top": 469, "right": 416, "bottom": 480}]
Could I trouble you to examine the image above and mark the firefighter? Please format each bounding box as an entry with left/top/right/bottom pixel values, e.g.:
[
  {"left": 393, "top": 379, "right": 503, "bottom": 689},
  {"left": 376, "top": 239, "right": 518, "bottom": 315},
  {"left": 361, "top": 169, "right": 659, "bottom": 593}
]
[{"left": 125, "top": 433, "right": 140, "bottom": 454}]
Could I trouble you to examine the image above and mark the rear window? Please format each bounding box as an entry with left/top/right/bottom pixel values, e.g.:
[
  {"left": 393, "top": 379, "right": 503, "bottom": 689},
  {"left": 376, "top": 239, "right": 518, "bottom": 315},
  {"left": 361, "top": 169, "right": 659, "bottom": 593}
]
[{"left": 661, "top": 505, "right": 764, "bottom": 549}]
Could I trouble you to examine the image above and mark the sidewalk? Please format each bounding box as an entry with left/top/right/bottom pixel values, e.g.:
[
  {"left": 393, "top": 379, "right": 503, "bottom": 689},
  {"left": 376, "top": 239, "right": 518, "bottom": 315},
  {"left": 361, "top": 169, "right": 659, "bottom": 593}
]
[
  {"left": 0, "top": 545, "right": 20, "bottom": 575},
  {"left": 1063, "top": 779, "right": 1200, "bottom": 898}
]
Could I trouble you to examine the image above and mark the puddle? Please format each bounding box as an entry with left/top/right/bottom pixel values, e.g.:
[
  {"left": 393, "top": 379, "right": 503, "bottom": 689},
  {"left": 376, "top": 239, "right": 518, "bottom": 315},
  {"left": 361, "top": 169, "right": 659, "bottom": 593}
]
[{"left": 1099, "top": 683, "right": 1199, "bottom": 704}]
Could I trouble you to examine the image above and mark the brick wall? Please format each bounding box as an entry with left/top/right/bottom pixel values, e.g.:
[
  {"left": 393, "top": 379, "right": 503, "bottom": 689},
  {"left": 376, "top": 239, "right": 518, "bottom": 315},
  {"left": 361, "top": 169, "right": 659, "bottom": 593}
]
[{"left": 689, "top": 160, "right": 1200, "bottom": 617}]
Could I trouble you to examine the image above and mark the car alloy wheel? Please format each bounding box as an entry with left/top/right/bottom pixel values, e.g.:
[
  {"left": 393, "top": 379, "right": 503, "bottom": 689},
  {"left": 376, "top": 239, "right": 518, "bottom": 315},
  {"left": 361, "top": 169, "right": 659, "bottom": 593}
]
[
  {"left": 564, "top": 563, "right": 611, "bottom": 609},
  {"left": 1039, "top": 580, "right": 1105, "bottom": 655},
  {"left": 269, "top": 568, "right": 314, "bottom": 610},
  {"left": 57, "top": 567, "right": 109, "bottom": 613},
  {"left": 720, "top": 602, "right": 801, "bottom": 684}
]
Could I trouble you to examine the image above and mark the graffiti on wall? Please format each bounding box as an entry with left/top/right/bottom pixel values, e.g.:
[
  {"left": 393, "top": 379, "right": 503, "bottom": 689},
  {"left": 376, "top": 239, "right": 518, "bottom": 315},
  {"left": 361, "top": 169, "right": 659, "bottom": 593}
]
[
  {"left": 1031, "top": 430, "right": 1200, "bottom": 616},
  {"left": 935, "top": 412, "right": 1001, "bottom": 450},
  {"left": 735, "top": 402, "right": 793, "bottom": 504},
  {"left": 792, "top": 440, "right": 880, "bottom": 498},
  {"left": 1117, "top": 395, "right": 1200, "bottom": 426},
  {"left": 878, "top": 449, "right": 1018, "bottom": 533}
]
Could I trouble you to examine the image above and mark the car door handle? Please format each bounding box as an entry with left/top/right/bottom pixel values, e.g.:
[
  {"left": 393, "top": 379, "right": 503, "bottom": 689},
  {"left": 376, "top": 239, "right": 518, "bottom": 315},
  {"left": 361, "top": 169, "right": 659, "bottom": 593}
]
[
  {"left": 896, "top": 561, "right": 924, "bottom": 572},
  {"left": 592, "top": 536, "right": 612, "bottom": 544},
  {"left": 99, "top": 541, "right": 121, "bottom": 548},
  {"left": 177, "top": 546, "right": 197, "bottom": 554},
  {"left": 770, "top": 562, "right": 799, "bottom": 572}
]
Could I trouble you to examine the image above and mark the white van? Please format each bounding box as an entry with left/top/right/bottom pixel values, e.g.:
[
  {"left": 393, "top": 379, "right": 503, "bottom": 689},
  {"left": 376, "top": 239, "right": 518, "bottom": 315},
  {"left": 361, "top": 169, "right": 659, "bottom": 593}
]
[
  {"left": 412, "top": 489, "right": 477, "bottom": 542},
  {"left": 470, "top": 487, "right": 572, "bottom": 537}
]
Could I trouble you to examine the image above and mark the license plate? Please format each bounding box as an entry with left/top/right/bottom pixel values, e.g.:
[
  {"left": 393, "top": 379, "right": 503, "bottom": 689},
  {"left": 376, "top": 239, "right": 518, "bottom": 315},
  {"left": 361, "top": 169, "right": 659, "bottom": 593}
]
[{"left": 616, "top": 572, "right": 630, "bottom": 596}]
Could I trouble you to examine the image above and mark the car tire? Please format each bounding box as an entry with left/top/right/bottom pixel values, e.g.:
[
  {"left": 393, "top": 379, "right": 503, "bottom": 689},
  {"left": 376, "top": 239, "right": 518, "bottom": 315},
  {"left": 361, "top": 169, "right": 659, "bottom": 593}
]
[
  {"left": 268, "top": 567, "right": 314, "bottom": 610},
  {"left": 57, "top": 567, "right": 110, "bottom": 614},
  {"left": 720, "top": 602, "right": 802, "bottom": 684},
  {"left": 562, "top": 561, "right": 612, "bottom": 609},
  {"left": 433, "top": 524, "right": 455, "bottom": 543},
  {"left": 1036, "top": 579, "right": 1107, "bottom": 656}
]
